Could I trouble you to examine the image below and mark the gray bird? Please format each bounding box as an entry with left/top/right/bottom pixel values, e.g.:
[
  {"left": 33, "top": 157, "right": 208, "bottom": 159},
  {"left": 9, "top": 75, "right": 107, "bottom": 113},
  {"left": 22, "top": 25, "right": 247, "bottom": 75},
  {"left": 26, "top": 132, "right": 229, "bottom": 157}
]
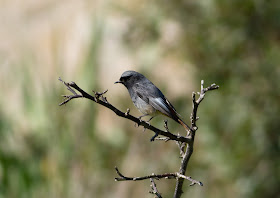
[{"left": 115, "top": 71, "right": 191, "bottom": 131}]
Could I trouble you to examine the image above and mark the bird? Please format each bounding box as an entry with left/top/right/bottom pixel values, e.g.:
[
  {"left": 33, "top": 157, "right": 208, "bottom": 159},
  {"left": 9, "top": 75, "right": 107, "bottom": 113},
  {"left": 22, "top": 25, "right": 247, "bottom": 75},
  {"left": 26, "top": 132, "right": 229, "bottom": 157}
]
[{"left": 115, "top": 70, "right": 191, "bottom": 131}]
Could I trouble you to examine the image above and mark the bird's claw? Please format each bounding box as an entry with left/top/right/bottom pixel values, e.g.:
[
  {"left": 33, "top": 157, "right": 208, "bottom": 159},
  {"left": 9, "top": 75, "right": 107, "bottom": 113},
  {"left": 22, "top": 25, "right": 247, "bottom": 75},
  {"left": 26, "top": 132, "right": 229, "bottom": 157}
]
[{"left": 145, "top": 121, "right": 151, "bottom": 126}]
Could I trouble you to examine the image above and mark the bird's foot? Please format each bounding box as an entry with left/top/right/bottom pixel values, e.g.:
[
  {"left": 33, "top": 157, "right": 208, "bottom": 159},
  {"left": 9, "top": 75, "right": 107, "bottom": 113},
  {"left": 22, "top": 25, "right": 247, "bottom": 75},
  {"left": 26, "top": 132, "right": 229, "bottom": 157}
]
[
  {"left": 145, "top": 121, "right": 151, "bottom": 126},
  {"left": 134, "top": 116, "right": 143, "bottom": 128},
  {"left": 143, "top": 116, "right": 154, "bottom": 126},
  {"left": 135, "top": 115, "right": 153, "bottom": 130}
]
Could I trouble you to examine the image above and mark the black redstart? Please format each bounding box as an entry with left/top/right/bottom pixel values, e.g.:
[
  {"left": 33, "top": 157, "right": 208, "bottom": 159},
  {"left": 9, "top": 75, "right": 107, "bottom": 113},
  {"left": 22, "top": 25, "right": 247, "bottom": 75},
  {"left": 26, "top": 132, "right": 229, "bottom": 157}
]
[{"left": 115, "top": 71, "right": 191, "bottom": 131}]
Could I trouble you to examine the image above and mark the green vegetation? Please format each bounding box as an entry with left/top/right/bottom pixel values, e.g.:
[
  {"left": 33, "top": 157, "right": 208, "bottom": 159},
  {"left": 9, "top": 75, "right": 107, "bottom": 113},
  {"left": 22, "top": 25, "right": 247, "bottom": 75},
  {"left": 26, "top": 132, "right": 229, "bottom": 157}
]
[{"left": 0, "top": 0, "right": 279, "bottom": 197}]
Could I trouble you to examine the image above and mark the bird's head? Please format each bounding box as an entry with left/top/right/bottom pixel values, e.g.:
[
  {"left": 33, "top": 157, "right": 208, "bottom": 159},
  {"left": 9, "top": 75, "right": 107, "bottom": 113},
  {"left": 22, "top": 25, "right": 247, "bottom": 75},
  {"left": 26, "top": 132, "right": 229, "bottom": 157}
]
[{"left": 115, "top": 71, "right": 144, "bottom": 88}]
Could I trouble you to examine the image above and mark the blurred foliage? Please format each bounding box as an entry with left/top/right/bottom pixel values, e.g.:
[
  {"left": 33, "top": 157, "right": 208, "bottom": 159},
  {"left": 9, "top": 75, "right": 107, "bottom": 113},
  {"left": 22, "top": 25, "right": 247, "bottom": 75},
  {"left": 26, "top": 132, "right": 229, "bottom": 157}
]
[{"left": 0, "top": 0, "right": 279, "bottom": 198}]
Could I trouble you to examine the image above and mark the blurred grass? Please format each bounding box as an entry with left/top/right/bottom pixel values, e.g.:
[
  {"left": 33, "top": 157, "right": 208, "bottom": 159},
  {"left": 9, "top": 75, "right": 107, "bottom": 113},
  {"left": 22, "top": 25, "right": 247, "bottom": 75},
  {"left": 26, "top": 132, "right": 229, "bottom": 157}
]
[{"left": 0, "top": 0, "right": 279, "bottom": 198}]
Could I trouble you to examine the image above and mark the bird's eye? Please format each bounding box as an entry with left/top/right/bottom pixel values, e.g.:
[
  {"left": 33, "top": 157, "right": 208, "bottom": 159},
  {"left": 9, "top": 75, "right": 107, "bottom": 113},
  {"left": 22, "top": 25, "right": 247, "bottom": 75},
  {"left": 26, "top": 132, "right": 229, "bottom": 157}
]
[{"left": 121, "top": 75, "right": 131, "bottom": 81}]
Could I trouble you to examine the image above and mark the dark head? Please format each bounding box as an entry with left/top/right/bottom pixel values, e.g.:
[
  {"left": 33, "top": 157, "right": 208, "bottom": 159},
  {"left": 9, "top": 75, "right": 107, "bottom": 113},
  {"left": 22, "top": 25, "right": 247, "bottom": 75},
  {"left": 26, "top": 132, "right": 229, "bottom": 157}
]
[{"left": 115, "top": 71, "right": 145, "bottom": 88}]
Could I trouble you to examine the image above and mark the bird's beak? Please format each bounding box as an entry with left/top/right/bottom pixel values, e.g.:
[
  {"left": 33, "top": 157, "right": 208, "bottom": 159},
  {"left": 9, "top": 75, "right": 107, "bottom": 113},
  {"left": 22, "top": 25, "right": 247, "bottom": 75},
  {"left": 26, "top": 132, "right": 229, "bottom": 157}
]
[{"left": 114, "top": 80, "right": 122, "bottom": 84}]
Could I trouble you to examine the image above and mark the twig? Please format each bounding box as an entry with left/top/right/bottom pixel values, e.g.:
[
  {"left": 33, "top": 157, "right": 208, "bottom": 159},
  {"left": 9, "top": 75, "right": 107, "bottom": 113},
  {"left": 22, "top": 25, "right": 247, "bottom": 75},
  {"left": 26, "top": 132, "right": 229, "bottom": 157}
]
[
  {"left": 59, "top": 77, "right": 191, "bottom": 143},
  {"left": 173, "top": 80, "right": 218, "bottom": 198},
  {"left": 191, "top": 80, "right": 219, "bottom": 130},
  {"left": 176, "top": 141, "right": 186, "bottom": 158},
  {"left": 164, "top": 120, "right": 170, "bottom": 132},
  {"left": 154, "top": 137, "right": 171, "bottom": 142},
  {"left": 114, "top": 167, "right": 203, "bottom": 186},
  {"left": 149, "top": 178, "right": 162, "bottom": 198},
  {"left": 114, "top": 166, "right": 174, "bottom": 181},
  {"left": 176, "top": 173, "right": 203, "bottom": 186}
]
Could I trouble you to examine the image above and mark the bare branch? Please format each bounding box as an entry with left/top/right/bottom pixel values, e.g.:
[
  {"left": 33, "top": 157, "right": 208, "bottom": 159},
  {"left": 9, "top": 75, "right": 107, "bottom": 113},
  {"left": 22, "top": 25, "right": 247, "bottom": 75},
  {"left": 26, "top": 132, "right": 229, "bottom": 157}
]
[
  {"left": 154, "top": 137, "right": 171, "bottom": 142},
  {"left": 190, "top": 80, "right": 219, "bottom": 130},
  {"left": 173, "top": 80, "right": 218, "bottom": 198},
  {"left": 176, "top": 173, "right": 203, "bottom": 186},
  {"left": 176, "top": 141, "right": 186, "bottom": 158},
  {"left": 114, "top": 166, "right": 175, "bottom": 181},
  {"left": 164, "top": 120, "right": 170, "bottom": 132},
  {"left": 59, "top": 77, "right": 217, "bottom": 198},
  {"left": 114, "top": 167, "right": 203, "bottom": 187},
  {"left": 59, "top": 77, "right": 191, "bottom": 143},
  {"left": 149, "top": 178, "right": 162, "bottom": 198}
]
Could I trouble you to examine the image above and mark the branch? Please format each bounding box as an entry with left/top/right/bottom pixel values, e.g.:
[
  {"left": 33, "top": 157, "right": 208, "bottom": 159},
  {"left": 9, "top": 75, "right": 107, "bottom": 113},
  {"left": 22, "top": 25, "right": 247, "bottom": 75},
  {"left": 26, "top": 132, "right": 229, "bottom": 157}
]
[
  {"left": 149, "top": 178, "right": 162, "bottom": 198},
  {"left": 114, "top": 167, "right": 202, "bottom": 186},
  {"left": 59, "top": 77, "right": 191, "bottom": 143},
  {"left": 173, "top": 80, "right": 219, "bottom": 198},
  {"left": 59, "top": 77, "right": 218, "bottom": 198},
  {"left": 191, "top": 80, "right": 219, "bottom": 130}
]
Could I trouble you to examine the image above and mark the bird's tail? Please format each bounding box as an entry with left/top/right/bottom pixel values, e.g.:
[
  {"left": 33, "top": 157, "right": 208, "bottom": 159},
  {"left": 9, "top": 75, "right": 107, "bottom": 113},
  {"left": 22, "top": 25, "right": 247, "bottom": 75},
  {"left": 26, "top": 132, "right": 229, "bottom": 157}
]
[{"left": 178, "top": 118, "right": 192, "bottom": 132}]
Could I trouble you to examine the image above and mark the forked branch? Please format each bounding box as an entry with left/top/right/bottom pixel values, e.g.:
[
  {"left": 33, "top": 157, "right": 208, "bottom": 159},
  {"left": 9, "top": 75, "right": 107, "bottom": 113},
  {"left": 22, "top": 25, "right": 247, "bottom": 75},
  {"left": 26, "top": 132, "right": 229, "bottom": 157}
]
[
  {"left": 114, "top": 166, "right": 203, "bottom": 186},
  {"left": 59, "top": 77, "right": 218, "bottom": 198},
  {"left": 173, "top": 80, "right": 218, "bottom": 198}
]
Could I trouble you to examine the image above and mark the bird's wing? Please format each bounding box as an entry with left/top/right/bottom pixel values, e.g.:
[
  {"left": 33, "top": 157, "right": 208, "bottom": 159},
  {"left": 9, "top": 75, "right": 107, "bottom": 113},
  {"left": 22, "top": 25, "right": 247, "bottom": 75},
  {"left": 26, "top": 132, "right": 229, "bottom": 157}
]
[
  {"left": 149, "top": 97, "right": 180, "bottom": 122},
  {"left": 133, "top": 83, "right": 180, "bottom": 122}
]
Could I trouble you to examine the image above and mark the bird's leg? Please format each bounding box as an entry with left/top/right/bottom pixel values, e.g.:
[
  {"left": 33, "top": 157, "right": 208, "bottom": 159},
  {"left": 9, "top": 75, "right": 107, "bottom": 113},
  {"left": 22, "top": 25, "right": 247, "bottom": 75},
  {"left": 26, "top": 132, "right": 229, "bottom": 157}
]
[
  {"left": 138, "top": 114, "right": 149, "bottom": 120},
  {"left": 135, "top": 114, "right": 153, "bottom": 127},
  {"left": 134, "top": 114, "right": 148, "bottom": 127},
  {"left": 144, "top": 116, "right": 154, "bottom": 129},
  {"left": 143, "top": 116, "right": 154, "bottom": 126},
  {"left": 147, "top": 116, "right": 154, "bottom": 122}
]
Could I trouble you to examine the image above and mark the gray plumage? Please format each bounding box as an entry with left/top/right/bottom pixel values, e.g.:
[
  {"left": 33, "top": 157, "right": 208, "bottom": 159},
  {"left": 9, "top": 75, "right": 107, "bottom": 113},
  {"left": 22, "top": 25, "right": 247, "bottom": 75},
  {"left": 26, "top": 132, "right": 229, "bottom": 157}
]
[{"left": 115, "top": 71, "right": 191, "bottom": 131}]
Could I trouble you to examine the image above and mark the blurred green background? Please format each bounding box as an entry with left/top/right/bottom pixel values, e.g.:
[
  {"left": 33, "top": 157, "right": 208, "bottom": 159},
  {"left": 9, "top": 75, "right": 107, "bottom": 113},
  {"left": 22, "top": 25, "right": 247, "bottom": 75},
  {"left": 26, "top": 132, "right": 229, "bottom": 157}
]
[{"left": 0, "top": 0, "right": 279, "bottom": 197}]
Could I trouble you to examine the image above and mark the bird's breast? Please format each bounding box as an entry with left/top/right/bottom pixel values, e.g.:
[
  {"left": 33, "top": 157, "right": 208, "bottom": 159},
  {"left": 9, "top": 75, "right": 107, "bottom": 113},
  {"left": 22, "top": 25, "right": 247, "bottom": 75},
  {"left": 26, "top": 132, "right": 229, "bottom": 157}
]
[{"left": 133, "top": 97, "right": 157, "bottom": 115}]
